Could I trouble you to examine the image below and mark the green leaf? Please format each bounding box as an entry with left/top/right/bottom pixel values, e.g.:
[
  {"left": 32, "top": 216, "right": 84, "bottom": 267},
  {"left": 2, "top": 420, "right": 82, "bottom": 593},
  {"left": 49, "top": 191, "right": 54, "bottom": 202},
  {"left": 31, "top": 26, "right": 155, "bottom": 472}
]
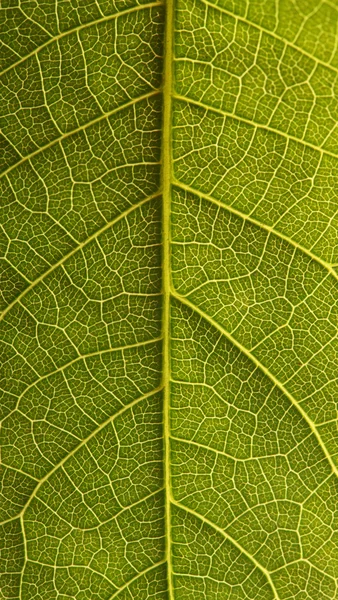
[{"left": 1, "top": 1, "right": 338, "bottom": 599}]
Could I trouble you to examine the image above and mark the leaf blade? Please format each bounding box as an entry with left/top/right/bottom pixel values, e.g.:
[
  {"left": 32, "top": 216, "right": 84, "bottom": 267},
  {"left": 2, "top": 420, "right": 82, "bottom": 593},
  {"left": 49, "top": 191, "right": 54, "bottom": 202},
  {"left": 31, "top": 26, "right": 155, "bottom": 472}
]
[{"left": 1, "top": 0, "right": 338, "bottom": 598}]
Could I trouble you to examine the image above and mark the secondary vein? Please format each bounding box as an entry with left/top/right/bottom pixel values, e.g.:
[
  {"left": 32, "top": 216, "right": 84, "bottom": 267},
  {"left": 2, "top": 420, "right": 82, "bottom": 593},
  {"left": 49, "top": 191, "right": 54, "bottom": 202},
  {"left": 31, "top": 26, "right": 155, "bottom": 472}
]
[{"left": 172, "top": 290, "right": 338, "bottom": 480}]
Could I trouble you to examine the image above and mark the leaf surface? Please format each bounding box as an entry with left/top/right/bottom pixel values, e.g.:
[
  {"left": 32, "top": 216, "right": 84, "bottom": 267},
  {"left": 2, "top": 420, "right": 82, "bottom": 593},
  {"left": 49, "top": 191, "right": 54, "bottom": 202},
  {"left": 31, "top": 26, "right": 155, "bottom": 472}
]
[{"left": 1, "top": 1, "right": 338, "bottom": 599}]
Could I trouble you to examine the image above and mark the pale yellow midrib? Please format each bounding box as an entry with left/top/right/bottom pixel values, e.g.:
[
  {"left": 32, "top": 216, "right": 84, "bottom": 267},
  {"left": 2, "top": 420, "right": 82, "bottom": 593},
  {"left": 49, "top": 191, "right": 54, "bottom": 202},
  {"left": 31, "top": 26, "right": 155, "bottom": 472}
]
[{"left": 161, "top": 0, "right": 174, "bottom": 597}]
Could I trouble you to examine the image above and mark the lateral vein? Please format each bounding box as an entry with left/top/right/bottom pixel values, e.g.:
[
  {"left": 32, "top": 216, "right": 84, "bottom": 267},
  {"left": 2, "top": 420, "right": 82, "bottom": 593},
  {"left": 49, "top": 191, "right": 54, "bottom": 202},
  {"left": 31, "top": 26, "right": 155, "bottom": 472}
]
[
  {"left": 171, "top": 290, "right": 338, "bottom": 480},
  {"left": 0, "top": 192, "right": 160, "bottom": 323},
  {"left": 172, "top": 498, "right": 280, "bottom": 600}
]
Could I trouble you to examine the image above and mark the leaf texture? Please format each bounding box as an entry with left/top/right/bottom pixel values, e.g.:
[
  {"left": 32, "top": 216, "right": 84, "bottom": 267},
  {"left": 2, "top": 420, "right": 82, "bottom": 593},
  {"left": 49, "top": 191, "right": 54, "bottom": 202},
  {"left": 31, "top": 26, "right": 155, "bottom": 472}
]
[{"left": 0, "top": 1, "right": 338, "bottom": 599}]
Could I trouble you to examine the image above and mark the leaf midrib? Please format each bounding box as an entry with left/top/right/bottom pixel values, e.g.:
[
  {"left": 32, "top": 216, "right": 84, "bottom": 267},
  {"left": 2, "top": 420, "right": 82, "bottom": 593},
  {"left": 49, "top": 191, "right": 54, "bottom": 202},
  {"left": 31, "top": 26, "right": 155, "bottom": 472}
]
[{"left": 162, "top": 0, "right": 174, "bottom": 596}]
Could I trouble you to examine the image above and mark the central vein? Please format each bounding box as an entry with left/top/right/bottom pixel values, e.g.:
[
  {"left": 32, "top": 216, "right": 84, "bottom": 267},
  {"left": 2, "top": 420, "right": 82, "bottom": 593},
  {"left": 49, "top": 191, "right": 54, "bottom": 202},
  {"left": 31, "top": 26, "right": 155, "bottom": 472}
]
[{"left": 162, "top": 0, "right": 174, "bottom": 597}]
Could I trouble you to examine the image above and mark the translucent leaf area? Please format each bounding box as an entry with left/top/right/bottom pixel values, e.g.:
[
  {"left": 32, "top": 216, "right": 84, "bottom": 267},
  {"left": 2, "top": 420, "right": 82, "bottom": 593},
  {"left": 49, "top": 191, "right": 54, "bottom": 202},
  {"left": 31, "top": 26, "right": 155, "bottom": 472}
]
[{"left": 0, "top": 0, "right": 337, "bottom": 599}]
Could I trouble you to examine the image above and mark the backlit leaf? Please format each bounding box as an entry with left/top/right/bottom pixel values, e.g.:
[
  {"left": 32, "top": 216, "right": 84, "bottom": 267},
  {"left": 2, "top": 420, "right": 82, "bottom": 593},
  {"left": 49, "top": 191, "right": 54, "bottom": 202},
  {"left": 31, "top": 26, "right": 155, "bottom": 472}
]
[{"left": 1, "top": 1, "right": 337, "bottom": 598}]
